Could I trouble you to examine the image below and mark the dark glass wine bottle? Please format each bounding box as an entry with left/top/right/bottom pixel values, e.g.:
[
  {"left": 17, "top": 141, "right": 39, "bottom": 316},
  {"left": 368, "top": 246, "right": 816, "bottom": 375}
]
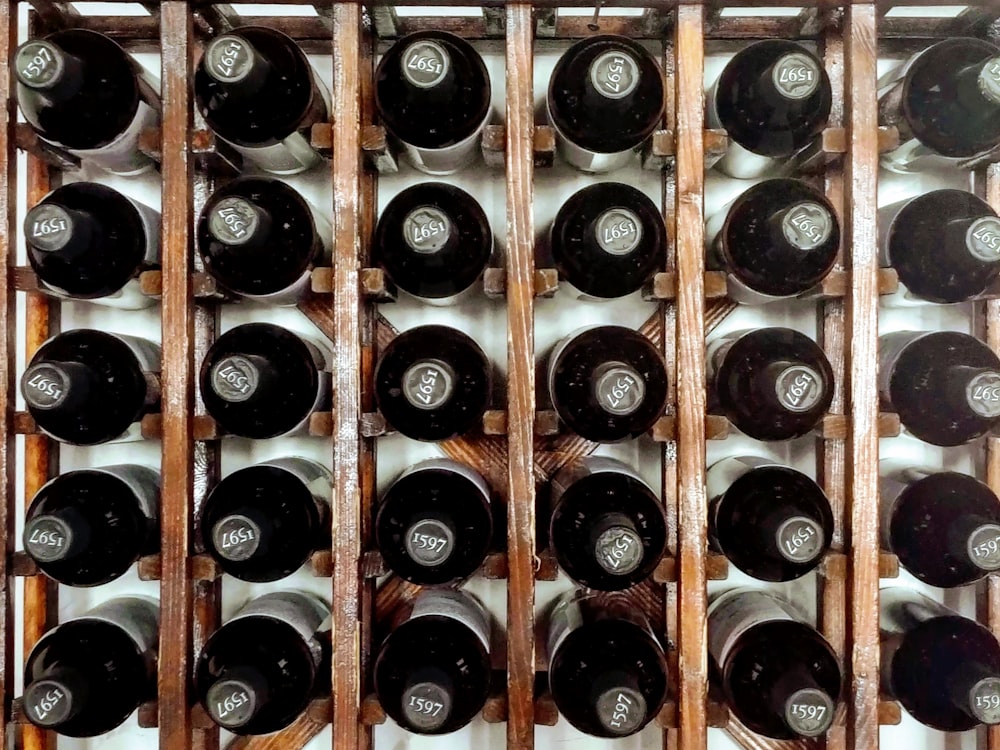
[
  {"left": 25, "top": 182, "right": 160, "bottom": 308},
  {"left": 14, "top": 29, "right": 160, "bottom": 174},
  {"left": 23, "top": 597, "right": 159, "bottom": 737},
  {"left": 375, "top": 589, "right": 491, "bottom": 734},
  {"left": 549, "top": 182, "right": 666, "bottom": 299},
  {"left": 197, "top": 177, "right": 331, "bottom": 303},
  {"left": 705, "top": 179, "right": 839, "bottom": 303},
  {"left": 549, "top": 457, "right": 667, "bottom": 590},
  {"left": 546, "top": 589, "right": 669, "bottom": 738},
  {"left": 708, "top": 457, "right": 833, "bottom": 582},
  {"left": 881, "top": 587, "right": 1000, "bottom": 731},
  {"left": 707, "top": 40, "right": 832, "bottom": 178},
  {"left": 375, "top": 31, "right": 491, "bottom": 174},
  {"left": 878, "top": 189, "right": 1000, "bottom": 303},
  {"left": 547, "top": 326, "right": 668, "bottom": 442},
  {"left": 879, "top": 331, "right": 1000, "bottom": 446},
  {"left": 376, "top": 459, "right": 492, "bottom": 586},
  {"left": 547, "top": 35, "right": 664, "bottom": 172},
  {"left": 879, "top": 38, "right": 1000, "bottom": 173},
  {"left": 200, "top": 323, "right": 331, "bottom": 439},
  {"left": 202, "top": 458, "right": 331, "bottom": 582},
  {"left": 709, "top": 588, "right": 841, "bottom": 739},
  {"left": 22, "top": 330, "right": 161, "bottom": 445},
  {"left": 881, "top": 463, "right": 1000, "bottom": 588},
  {"left": 374, "top": 325, "right": 491, "bottom": 442},
  {"left": 708, "top": 327, "right": 834, "bottom": 441},
  {"left": 373, "top": 183, "right": 493, "bottom": 302},
  {"left": 24, "top": 465, "right": 159, "bottom": 587},
  {"left": 194, "top": 26, "right": 330, "bottom": 174},
  {"left": 195, "top": 592, "right": 331, "bottom": 735}
]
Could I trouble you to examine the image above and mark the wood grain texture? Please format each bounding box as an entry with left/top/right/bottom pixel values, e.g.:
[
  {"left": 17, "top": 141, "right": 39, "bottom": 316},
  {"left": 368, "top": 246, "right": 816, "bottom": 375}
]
[
  {"left": 504, "top": 6, "right": 536, "bottom": 749},
  {"left": 158, "top": 3, "right": 195, "bottom": 747},
  {"left": 674, "top": 6, "right": 708, "bottom": 750},
  {"left": 844, "top": 5, "right": 881, "bottom": 750}
]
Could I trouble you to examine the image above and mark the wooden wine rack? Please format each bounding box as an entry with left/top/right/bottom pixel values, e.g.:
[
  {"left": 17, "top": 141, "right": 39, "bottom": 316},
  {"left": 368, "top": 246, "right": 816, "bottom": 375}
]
[{"left": 2, "top": 1, "right": 1000, "bottom": 749}]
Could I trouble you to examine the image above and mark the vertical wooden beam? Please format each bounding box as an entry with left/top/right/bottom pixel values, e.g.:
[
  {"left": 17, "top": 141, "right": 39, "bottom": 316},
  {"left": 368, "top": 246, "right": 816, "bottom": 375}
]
[
  {"left": 158, "top": 3, "right": 195, "bottom": 747},
  {"left": 844, "top": 5, "right": 880, "bottom": 750},
  {"left": 505, "top": 4, "right": 536, "bottom": 750},
  {"left": 674, "top": 5, "right": 707, "bottom": 750},
  {"left": 329, "top": 4, "right": 367, "bottom": 749}
]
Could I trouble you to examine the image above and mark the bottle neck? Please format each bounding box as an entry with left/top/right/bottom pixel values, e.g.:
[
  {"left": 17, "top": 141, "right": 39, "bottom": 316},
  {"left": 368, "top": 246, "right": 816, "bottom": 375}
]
[
  {"left": 767, "top": 199, "right": 834, "bottom": 256},
  {"left": 15, "top": 38, "right": 85, "bottom": 104},
  {"left": 589, "top": 668, "right": 647, "bottom": 736},
  {"left": 943, "top": 214, "right": 1000, "bottom": 266},
  {"left": 767, "top": 665, "right": 836, "bottom": 738},
  {"left": 206, "top": 665, "right": 269, "bottom": 730},
  {"left": 948, "top": 513, "right": 1000, "bottom": 573},
  {"left": 23, "top": 664, "right": 88, "bottom": 729},
  {"left": 758, "top": 504, "right": 825, "bottom": 566},
  {"left": 401, "top": 665, "right": 454, "bottom": 732},
  {"left": 955, "top": 56, "right": 1000, "bottom": 116},
  {"left": 946, "top": 659, "right": 1000, "bottom": 726},
  {"left": 589, "top": 512, "right": 643, "bottom": 576},
  {"left": 208, "top": 353, "right": 279, "bottom": 406},
  {"left": 206, "top": 196, "right": 273, "bottom": 252},
  {"left": 944, "top": 365, "right": 1000, "bottom": 421},
  {"left": 25, "top": 203, "right": 101, "bottom": 260},
  {"left": 202, "top": 34, "right": 272, "bottom": 100},
  {"left": 755, "top": 49, "right": 823, "bottom": 110},
  {"left": 211, "top": 507, "right": 270, "bottom": 563},
  {"left": 24, "top": 507, "right": 91, "bottom": 564},
  {"left": 759, "top": 360, "right": 825, "bottom": 416},
  {"left": 22, "top": 360, "right": 100, "bottom": 414}
]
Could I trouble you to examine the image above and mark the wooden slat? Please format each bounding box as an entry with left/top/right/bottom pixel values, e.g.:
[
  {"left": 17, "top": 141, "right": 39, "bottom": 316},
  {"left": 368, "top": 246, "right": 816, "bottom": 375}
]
[
  {"left": 158, "top": 3, "right": 195, "bottom": 747},
  {"left": 845, "top": 5, "right": 881, "bottom": 750},
  {"left": 505, "top": 5, "right": 536, "bottom": 749}
]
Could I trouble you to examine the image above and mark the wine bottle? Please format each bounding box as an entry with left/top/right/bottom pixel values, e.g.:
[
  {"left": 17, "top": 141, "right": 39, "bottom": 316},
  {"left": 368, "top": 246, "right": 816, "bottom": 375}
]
[
  {"left": 878, "top": 189, "right": 1000, "bottom": 303},
  {"left": 549, "top": 182, "right": 666, "bottom": 299},
  {"left": 195, "top": 592, "right": 331, "bottom": 735},
  {"left": 374, "top": 589, "right": 491, "bottom": 734},
  {"left": 547, "top": 326, "right": 668, "bottom": 442},
  {"left": 373, "top": 182, "right": 493, "bottom": 302},
  {"left": 202, "top": 458, "right": 331, "bottom": 582},
  {"left": 197, "top": 177, "right": 331, "bottom": 303},
  {"left": 709, "top": 588, "right": 841, "bottom": 739},
  {"left": 376, "top": 459, "right": 493, "bottom": 586},
  {"left": 24, "top": 465, "right": 159, "bottom": 587},
  {"left": 546, "top": 589, "right": 669, "bottom": 738},
  {"left": 705, "top": 178, "right": 839, "bottom": 303},
  {"left": 549, "top": 457, "right": 667, "bottom": 590},
  {"left": 547, "top": 35, "right": 664, "bottom": 173},
  {"left": 708, "top": 457, "right": 833, "bottom": 582},
  {"left": 23, "top": 597, "right": 159, "bottom": 737},
  {"left": 22, "top": 330, "right": 160, "bottom": 445},
  {"left": 374, "top": 325, "right": 491, "bottom": 442},
  {"left": 708, "top": 328, "right": 834, "bottom": 441},
  {"left": 15, "top": 29, "right": 160, "bottom": 174},
  {"left": 881, "top": 463, "right": 1000, "bottom": 588},
  {"left": 375, "top": 31, "right": 491, "bottom": 174},
  {"left": 25, "top": 182, "right": 160, "bottom": 308},
  {"left": 707, "top": 40, "right": 832, "bottom": 179},
  {"left": 881, "top": 587, "right": 1000, "bottom": 731},
  {"left": 879, "top": 331, "right": 1000, "bottom": 446},
  {"left": 200, "top": 323, "right": 331, "bottom": 439},
  {"left": 879, "top": 38, "right": 1000, "bottom": 173},
  {"left": 195, "top": 26, "right": 330, "bottom": 174}
]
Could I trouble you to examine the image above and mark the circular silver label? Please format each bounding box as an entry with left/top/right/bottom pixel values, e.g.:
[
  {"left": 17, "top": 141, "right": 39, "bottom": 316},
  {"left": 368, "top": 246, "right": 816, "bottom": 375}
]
[
  {"left": 979, "top": 57, "right": 1000, "bottom": 106},
  {"left": 970, "top": 677, "right": 1000, "bottom": 725},
  {"left": 26, "top": 204, "right": 74, "bottom": 253},
  {"left": 404, "top": 518, "right": 455, "bottom": 566},
  {"left": 772, "top": 52, "right": 821, "bottom": 100},
  {"left": 594, "top": 363, "right": 645, "bottom": 417},
  {"left": 784, "top": 688, "right": 834, "bottom": 737},
  {"left": 589, "top": 50, "right": 640, "bottom": 100},
  {"left": 782, "top": 201, "right": 833, "bottom": 251},
  {"left": 402, "top": 206, "right": 452, "bottom": 254},
  {"left": 402, "top": 359, "right": 455, "bottom": 411},
  {"left": 211, "top": 356, "right": 260, "bottom": 403},
  {"left": 24, "top": 679, "right": 74, "bottom": 727},
  {"left": 401, "top": 40, "right": 450, "bottom": 89},
  {"left": 774, "top": 365, "right": 823, "bottom": 413},
  {"left": 209, "top": 197, "right": 262, "bottom": 246},
  {"left": 206, "top": 679, "right": 257, "bottom": 728},
  {"left": 968, "top": 524, "right": 1000, "bottom": 571},
  {"left": 776, "top": 516, "right": 824, "bottom": 564},
  {"left": 595, "top": 525, "right": 643, "bottom": 575},
  {"left": 966, "top": 216, "right": 1000, "bottom": 263},
  {"left": 23, "top": 364, "right": 71, "bottom": 410},
  {"left": 16, "top": 41, "right": 63, "bottom": 89},
  {"left": 212, "top": 515, "right": 261, "bottom": 562},
  {"left": 24, "top": 517, "right": 72, "bottom": 562},
  {"left": 402, "top": 680, "right": 451, "bottom": 731},
  {"left": 205, "top": 35, "right": 254, "bottom": 83},
  {"left": 595, "top": 208, "right": 643, "bottom": 256},
  {"left": 967, "top": 372, "right": 1000, "bottom": 419},
  {"left": 595, "top": 685, "right": 646, "bottom": 736}
]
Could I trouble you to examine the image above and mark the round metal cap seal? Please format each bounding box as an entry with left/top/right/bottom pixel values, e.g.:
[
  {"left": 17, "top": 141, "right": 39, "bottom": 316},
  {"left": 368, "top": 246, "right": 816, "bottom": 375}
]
[
  {"left": 22, "top": 363, "right": 73, "bottom": 411},
  {"left": 776, "top": 516, "right": 825, "bottom": 564},
  {"left": 781, "top": 201, "right": 833, "bottom": 251},
  {"left": 774, "top": 365, "right": 823, "bottom": 413},
  {"left": 967, "top": 372, "right": 1000, "bottom": 419},
  {"left": 24, "top": 516, "right": 74, "bottom": 563},
  {"left": 404, "top": 518, "right": 456, "bottom": 566},
  {"left": 210, "top": 356, "right": 261, "bottom": 403},
  {"left": 402, "top": 359, "right": 455, "bottom": 411},
  {"left": 206, "top": 679, "right": 258, "bottom": 729},
  {"left": 966, "top": 216, "right": 1000, "bottom": 263},
  {"left": 595, "top": 208, "right": 643, "bottom": 256},
  {"left": 589, "top": 50, "right": 640, "bottom": 101},
  {"left": 401, "top": 40, "right": 450, "bottom": 89},
  {"left": 212, "top": 515, "right": 262, "bottom": 562},
  {"left": 772, "top": 52, "right": 821, "bottom": 100},
  {"left": 403, "top": 206, "right": 452, "bottom": 254},
  {"left": 24, "top": 679, "right": 76, "bottom": 727},
  {"left": 594, "top": 363, "right": 645, "bottom": 417},
  {"left": 980, "top": 57, "right": 1000, "bottom": 106},
  {"left": 784, "top": 688, "right": 835, "bottom": 737},
  {"left": 209, "top": 197, "right": 263, "bottom": 246},
  {"left": 26, "top": 204, "right": 75, "bottom": 253},
  {"left": 968, "top": 524, "right": 1000, "bottom": 571},
  {"left": 16, "top": 41, "right": 64, "bottom": 89},
  {"left": 595, "top": 685, "right": 646, "bottom": 736},
  {"left": 594, "top": 525, "right": 643, "bottom": 575},
  {"left": 401, "top": 680, "right": 452, "bottom": 731},
  {"left": 971, "top": 677, "right": 1000, "bottom": 725},
  {"left": 205, "top": 35, "right": 255, "bottom": 83}
]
